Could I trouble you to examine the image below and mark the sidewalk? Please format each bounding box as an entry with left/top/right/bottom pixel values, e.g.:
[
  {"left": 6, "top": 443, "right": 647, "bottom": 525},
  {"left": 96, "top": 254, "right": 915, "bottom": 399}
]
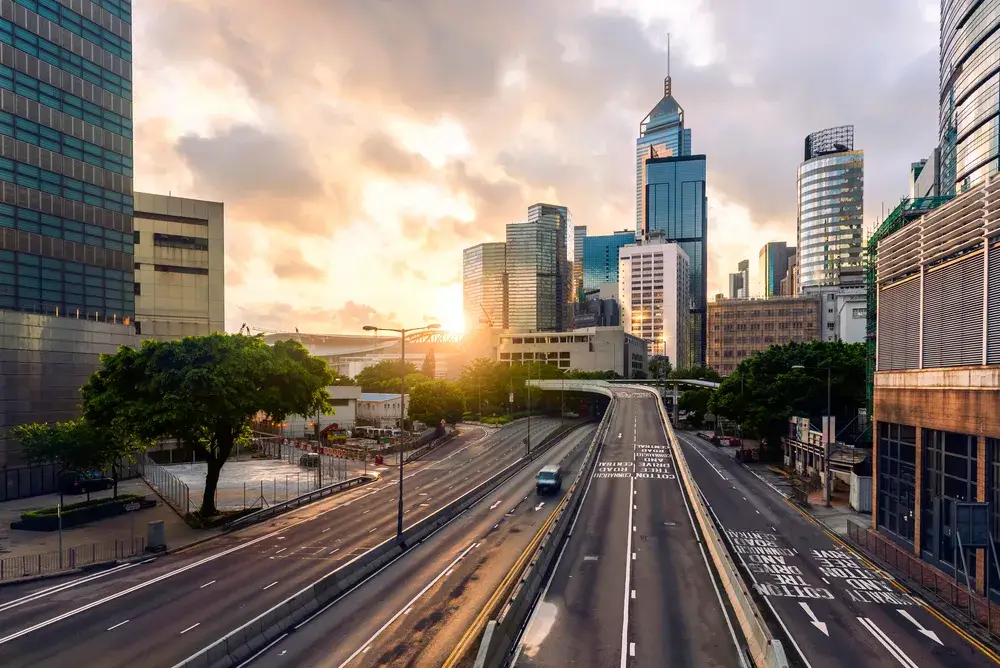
[{"left": 0, "top": 478, "right": 218, "bottom": 561}]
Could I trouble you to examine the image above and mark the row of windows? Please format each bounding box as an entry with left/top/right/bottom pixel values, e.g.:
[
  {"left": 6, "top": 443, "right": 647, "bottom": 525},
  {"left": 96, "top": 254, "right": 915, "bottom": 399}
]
[
  {"left": 2, "top": 20, "right": 130, "bottom": 99},
  {"left": 0, "top": 110, "right": 130, "bottom": 175},
  {"left": 1, "top": 66, "right": 131, "bottom": 136},
  {"left": 0, "top": 247, "right": 134, "bottom": 308},
  {"left": 86, "top": 0, "right": 131, "bottom": 25},
  {"left": 0, "top": 156, "right": 131, "bottom": 212},
  {"left": 0, "top": 201, "right": 131, "bottom": 252},
  {"left": 14, "top": 0, "right": 131, "bottom": 61}
]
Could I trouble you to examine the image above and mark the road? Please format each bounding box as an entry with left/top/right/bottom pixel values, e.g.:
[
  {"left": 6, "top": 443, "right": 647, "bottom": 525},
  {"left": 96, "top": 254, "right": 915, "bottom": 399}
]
[
  {"left": 0, "top": 418, "right": 563, "bottom": 668},
  {"left": 514, "top": 389, "right": 743, "bottom": 668},
  {"left": 242, "top": 422, "right": 598, "bottom": 668},
  {"left": 675, "top": 429, "right": 1000, "bottom": 668}
]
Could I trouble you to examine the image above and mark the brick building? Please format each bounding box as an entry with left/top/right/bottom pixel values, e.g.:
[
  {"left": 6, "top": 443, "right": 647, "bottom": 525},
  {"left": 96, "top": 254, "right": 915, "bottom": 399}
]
[{"left": 706, "top": 294, "right": 821, "bottom": 376}]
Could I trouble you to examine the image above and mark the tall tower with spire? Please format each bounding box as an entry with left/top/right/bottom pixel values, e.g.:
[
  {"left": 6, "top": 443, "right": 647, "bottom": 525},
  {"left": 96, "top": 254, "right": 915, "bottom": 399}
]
[{"left": 635, "top": 38, "right": 691, "bottom": 238}]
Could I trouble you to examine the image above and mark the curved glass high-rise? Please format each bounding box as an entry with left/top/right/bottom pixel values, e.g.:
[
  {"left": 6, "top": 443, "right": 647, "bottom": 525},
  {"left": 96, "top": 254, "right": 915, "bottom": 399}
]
[
  {"left": 796, "top": 126, "right": 864, "bottom": 291},
  {"left": 939, "top": 0, "right": 1000, "bottom": 195}
]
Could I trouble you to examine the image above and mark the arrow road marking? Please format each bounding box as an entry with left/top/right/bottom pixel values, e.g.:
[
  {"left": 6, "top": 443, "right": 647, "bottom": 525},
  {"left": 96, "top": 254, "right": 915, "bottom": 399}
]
[
  {"left": 799, "top": 602, "right": 828, "bottom": 636},
  {"left": 858, "top": 617, "right": 918, "bottom": 668},
  {"left": 489, "top": 499, "right": 502, "bottom": 511},
  {"left": 897, "top": 609, "right": 943, "bottom": 645},
  {"left": 534, "top": 502, "right": 545, "bottom": 511}
]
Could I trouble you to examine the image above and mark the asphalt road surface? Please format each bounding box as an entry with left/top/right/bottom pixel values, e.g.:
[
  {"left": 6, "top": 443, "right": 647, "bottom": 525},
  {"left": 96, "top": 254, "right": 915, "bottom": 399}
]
[
  {"left": 675, "top": 429, "right": 1000, "bottom": 668},
  {"left": 0, "top": 419, "right": 563, "bottom": 668},
  {"left": 243, "top": 422, "right": 598, "bottom": 668},
  {"left": 514, "top": 389, "right": 743, "bottom": 668}
]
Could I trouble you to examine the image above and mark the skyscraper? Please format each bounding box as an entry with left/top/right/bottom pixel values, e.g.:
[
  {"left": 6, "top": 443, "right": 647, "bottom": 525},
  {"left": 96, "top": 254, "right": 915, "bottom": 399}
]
[
  {"left": 644, "top": 154, "right": 708, "bottom": 365},
  {"left": 728, "top": 259, "right": 749, "bottom": 299},
  {"left": 636, "top": 75, "right": 691, "bottom": 237},
  {"left": 582, "top": 230, "right": 635, "bottom": 293},
  {"left": 758, "top": 242, "right": 795, "bottom": 298},
  {"left": 797, "top": 126, "right": 864, "bottom": 292},
  {"left": 0, "top": 4, "right": 135, "bottom": 317},
  {"left": 505, "top": 204, "right": 569, "bottom": 331},
  {"left": 571, "top": 224, "right": 586, "bottom": 303},
  {"left": 619, "top": 239, "right": 690, "bottom": 367},
  {"left": 939, "top": 1, "right": 1000, "bottom": 195},
  {"left": 462, "top": 242, "right": 506, "bottom": 331}
]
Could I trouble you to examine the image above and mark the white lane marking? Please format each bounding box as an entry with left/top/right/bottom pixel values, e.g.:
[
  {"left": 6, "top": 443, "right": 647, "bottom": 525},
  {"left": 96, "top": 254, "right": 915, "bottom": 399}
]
[
  {"left": 632, "top": 553, "right": 636, "bottom": 560},
  {"left": 620, "top": 473, "right": 635, "bottom": 668},
  {"left": 0, "top": 560, "right": 146, "bottom": 614},
  {"left": 858, "top": 617, "right": 919, "bottom": 667},
  {"left": 321, "top": 527, "right": 332, "bottom": 533},
  {"left": 686, "top": 439, "right": 728, "bottom": 480},
  {"left": 329, "top": 548, "right": 340, "bottom": 555},
  {"left": 335, "top": 542, "right": 477, "bottom": 668},
  {"left": 368, "top": 527, "right": 378, "bottom": 534},
  {"left": 897, "top": 609, "right": 943, "bottom": 645},
  {"left": 618, "top": 433, "right": 622, "bottom": 439},
  {"left": 404, "top": 607, "right": 412, "bottom": 615},
  {"left": 630, "top": 590, "right": 635, "bottom": 599},
  {"left": 534, "top": 502, "right": 545, "bottom": 511},
  {"left": 235, "top": 633, "right": 289, "bottom": 668},
  {"left": 490, "top": 499, "right": 502, "bottom": 510},
  {"left": 180, "top": 623, "right": 200, "bottom": 635},
  {"left": 275, "top": 547, "right": 287, "bottom": 554},
  {"left": 263, "top": 581, "right": 278, "bottom": 591},
  {"left": 446, "top": 568, "right": 454, "bottom": 577},
  {"left": 362, "top": 509, "right": 371, "bottom": 515},
  {"left": 799, "top": 602, "right": 829, "bottom": 636},
  {"left": 199, "top": 580, "right": 215, "bottom": 589},
  {"left": 106, "top": 619, "right": 129, "bottom": 631},
  {"left": 629, "top": 642, "right": 635, "bottom": 657},
  {"left": 755, "top": 510, "right": 760, "bottom": 514}
]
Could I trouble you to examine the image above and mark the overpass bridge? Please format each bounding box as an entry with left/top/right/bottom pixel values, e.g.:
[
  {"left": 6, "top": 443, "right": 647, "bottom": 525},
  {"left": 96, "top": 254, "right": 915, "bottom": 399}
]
[{"left": 527, "top": 377, "right": 720, "bottom": 424}]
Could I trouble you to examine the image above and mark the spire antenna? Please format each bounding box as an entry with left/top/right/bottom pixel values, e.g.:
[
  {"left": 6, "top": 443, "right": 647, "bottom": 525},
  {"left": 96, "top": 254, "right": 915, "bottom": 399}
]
[{"left": 667, "top": 33, "right": 671, "bottom": 77}]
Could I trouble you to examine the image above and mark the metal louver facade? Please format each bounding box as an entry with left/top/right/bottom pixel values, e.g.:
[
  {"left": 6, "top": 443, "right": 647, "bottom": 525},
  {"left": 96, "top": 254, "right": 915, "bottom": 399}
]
[{"left": 875, "top": 174, "right": 1000, "bottom": 371}]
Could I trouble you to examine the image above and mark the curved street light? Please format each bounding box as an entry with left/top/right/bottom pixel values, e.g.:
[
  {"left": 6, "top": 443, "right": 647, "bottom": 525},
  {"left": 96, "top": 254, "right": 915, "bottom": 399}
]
[{"left": 362, "top": 322, "right": 441, "bottom": 542}]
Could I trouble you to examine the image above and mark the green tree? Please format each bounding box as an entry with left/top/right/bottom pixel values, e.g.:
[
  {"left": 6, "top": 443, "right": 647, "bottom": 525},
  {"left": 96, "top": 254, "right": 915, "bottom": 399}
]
[
  {"left": 458, "top": 358, "right": 511, "bottom": 418},
  {"left": 565, "top": 369, "right": 620, "bottom": 380},
  {"left": 421, "top": 349, "right": 437, "bottom": 379},
  {"left": 409, "top": 379, "right": 465, "bottom": 426},
  {"left": 679, "top": 388, "right": 713, "bottom": 428},
  {"left": 708, "top": 340, "right": 866, "bottom": 450},
  {"left": 81, "top": 333, "right": 332, "bottom": 516},
  {"left": 670, "top": 366, "right": 723, "bottom": 382},
  {"left": 356, "top": 359, "right": 420, "bottom": 392},
  {"left": 648, "top": 355, "right": 672, "bottom": 380}
]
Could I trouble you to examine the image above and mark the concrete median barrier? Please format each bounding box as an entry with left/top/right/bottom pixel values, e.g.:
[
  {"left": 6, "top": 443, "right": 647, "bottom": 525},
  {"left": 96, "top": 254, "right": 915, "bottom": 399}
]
[
  {"left": 172, "top": 422, "right": 594, "bottom": 668},
  {"left": 646, "top": 387, "right": 788, "bottom": 668}
]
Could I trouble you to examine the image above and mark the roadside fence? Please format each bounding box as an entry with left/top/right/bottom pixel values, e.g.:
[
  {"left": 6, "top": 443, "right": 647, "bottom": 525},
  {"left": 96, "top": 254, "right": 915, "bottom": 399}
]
[
  {"left": 0, "top": 537, "right": 146, "bottom": 582},
  {"left": 137, "top": 453, "right": 190, "bottom": 516}
]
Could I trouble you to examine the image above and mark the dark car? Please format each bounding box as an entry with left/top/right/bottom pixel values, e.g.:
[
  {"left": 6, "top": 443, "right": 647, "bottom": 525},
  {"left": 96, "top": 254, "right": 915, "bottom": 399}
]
[
  {"left": 59, "top": 470, "right": 114, "bottom": 495},
  {"left": 536, "top": 465, "right": 562, "bottom": 495}
]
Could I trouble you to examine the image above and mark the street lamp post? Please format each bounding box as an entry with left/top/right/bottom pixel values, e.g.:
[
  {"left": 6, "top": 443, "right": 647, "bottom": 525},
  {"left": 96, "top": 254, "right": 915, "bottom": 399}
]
[
  {"left": 362, "top": 322, "right": 440, "bottom": 542},
  {"left": 791, "top": 364, "right": 832, "bottom": 507}
]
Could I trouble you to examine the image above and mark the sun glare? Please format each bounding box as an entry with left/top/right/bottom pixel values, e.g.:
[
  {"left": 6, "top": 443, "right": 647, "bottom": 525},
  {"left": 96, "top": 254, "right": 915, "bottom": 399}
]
[{"left": 434, "top": 284, "right": 466, "bottom": 334}]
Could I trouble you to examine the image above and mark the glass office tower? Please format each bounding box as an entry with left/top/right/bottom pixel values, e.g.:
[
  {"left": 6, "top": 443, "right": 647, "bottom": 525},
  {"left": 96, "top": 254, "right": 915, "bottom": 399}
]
[
  {"left": 636, "top": 75, "right": 691, "bottom": 237},
  {"left": 797, "top": 126, "right": 864, "bottom": 291},
  {"left": 505, "top": 204, "right": 569, "bottom": 332},
  {"left": 581, "top": 230, "right": 635, "bottom": 293},
  {"left": 462, "top": 242, "right": 506, "bottom": 331},
  {"left": 644, "top": 154, "right": 707, "bottom": 365},
  {"left": 939, "top": 0, "right": 1000, "bottom": 195},
  {"left": 758, "top": 241, "right": 795, "bottom": 298},
  {"left": 0, "top": 0, "right": 134, "bottom": 320}
]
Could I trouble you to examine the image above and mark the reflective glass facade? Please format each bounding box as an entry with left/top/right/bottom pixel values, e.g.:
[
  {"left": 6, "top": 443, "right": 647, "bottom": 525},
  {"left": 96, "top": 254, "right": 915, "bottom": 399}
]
[
  {"left": 939, "top": 0, "right": 1000, "bottom": 195},
  {"left": 796, "top": 151, "right": 864, "bottom": 291},
  {"left": 572, "top": 225, "right": 586, "bottom": 303},
  {"left": 462, "top": 242, "right": 506, "bottom": 331},
  {"left": 636, "top": 77, "right": 691, "bottom": 236},
  {"left": 644, "top": 155, "right": 707, "bottom": 365},
  {"left": 758, "top": 242, "right": 794, "bottom": 298},
  {"left": 0, "top": 0, "right": 133, "bottom": 321},
  {"left": 505, "top": 204, "right": 569, "bottom": 331},
  {"left": 581, "top": 230, "right": 634, "bottom": 293}
]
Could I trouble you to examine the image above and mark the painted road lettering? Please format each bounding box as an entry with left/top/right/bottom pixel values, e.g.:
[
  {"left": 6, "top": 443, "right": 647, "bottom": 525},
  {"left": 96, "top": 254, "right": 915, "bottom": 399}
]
[
  {"left": 595, "top": 460, "right": 634, "bottom": 479},
  {"left": 811, "top": 549, "right": 920, "bottom": 608},
  {"left": 728, "top": 530, "right": 834, "bottom": 601},
  {"left": 635, "top": 444, "right": 676, "bottom": 480}
]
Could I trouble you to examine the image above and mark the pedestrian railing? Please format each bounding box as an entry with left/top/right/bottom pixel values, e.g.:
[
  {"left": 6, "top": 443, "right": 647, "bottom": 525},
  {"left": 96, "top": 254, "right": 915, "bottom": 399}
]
[
  {"left": 138, "top": 453, "right": 190, "bottom": 516},
  {"left": 0, "top": 538, "right": 146, "bottom": 582},
  {"left": 846, "top": 519, "right": 1000, "bottom": 639}
]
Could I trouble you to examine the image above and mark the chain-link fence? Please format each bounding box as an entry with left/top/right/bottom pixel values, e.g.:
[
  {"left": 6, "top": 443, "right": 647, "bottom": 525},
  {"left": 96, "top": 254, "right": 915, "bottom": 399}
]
[
  {"left": 0, "top": 537, "right": 146, "bottom": 582},
  {"left": 137, "top": 454, "right": 190, "bottom": 515}
]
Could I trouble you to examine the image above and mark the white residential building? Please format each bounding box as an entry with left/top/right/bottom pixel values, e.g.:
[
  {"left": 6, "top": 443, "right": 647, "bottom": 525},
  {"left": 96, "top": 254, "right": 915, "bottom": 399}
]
[
  {"left": 357, "top": 393, "right": 410, "bottom": 428},
  {"left": 618, "top": 240, "right": 690, "bottom": 367}
]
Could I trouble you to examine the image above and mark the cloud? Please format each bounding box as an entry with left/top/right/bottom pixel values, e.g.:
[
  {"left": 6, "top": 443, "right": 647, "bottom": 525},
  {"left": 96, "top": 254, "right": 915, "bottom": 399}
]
[
  {"left": 136, "top": 0, "right": 939, "bottom": 330},
  {"left": 272, "top": 249, "right": 326, "bottom": 282},
  {"left": 231, "top": 300, "right": 401, "bottom": 334}
]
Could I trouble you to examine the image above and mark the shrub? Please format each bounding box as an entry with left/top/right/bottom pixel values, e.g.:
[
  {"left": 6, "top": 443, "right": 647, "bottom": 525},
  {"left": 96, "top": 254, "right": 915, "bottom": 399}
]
[{"left": 21, "top": 494, "right": 145, "bottom": 520}]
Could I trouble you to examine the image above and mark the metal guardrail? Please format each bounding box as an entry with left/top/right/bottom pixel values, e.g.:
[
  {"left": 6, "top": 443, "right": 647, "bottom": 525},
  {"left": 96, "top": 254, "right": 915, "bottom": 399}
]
[
  {"left": 223, "top": 473, "right": 381, "bottom": 532},
  {"left": 138, "top": 453, "right": 190, "bottom": 516},
  {"left": 0, "top": 538, "right": 146, "bottom": 582}
]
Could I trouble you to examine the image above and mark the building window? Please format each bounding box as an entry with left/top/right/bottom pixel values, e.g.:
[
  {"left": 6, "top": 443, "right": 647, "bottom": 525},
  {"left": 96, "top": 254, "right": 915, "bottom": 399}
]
[
  {"left": 921, "top": 429, "right": 978, "bottom": 578},
  {"left": 876, "top": 423, "right": 916, "bottom": 544},
  {"left": 133, "top": 282, "right": 140, "bottom": 295},
  {"left": 154, "top": 264, "right": 209, "bottom": 275},
  {"left": 153, "top": 233, "right": 209, "bottom": 251},
  {"left": 134, "top": 231, "right": 140, "bottom": 245}
]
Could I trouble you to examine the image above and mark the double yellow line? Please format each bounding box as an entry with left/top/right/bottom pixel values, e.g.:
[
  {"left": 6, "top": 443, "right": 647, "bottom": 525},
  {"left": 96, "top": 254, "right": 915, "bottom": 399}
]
[
  {"left": 785, "top": 498, "right": 1000, "bottom": 664},
  {"left": 442, "top": 494, "right": 570, "bottom": 668}
]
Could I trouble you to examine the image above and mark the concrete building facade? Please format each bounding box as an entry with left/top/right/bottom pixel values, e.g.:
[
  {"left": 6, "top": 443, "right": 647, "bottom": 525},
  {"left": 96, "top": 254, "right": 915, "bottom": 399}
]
[
  {"left": 872, "top": 175, "right": 1000, "bottom": 597},
  {"left": 706, "top": 294, "right": 822, "bottom": 377},
  {"left": 132, "top": 193, "right": 224, "bottom": 340},
  {"left": 357, "top": 392, "right": 409, "bottom": 429},
  {"left": 497, "top": 326, "right": 648, "bottom": 378},
  {"left": 728, "top": 259, "right": 749, "bottom": 299},
  {"left": 618, "top": 240, "right": 690, "bottom": 368}
]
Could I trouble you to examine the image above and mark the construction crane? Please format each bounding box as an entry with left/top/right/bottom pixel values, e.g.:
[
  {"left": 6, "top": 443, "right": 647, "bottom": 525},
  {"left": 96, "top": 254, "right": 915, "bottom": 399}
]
[{"left": 479, "top": 302, "right": 495, "bottom": 328}]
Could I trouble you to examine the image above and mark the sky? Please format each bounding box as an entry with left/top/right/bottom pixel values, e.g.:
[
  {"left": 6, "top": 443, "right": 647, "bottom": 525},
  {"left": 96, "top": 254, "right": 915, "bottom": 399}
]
[{"left": 131, "top": 0, "right": 941, "bottom": 335}]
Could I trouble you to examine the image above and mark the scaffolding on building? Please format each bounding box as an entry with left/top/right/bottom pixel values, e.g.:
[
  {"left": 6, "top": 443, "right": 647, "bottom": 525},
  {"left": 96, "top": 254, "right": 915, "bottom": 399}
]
[{"left": 863, "top": 195, "right": 953, "bottom": 432}]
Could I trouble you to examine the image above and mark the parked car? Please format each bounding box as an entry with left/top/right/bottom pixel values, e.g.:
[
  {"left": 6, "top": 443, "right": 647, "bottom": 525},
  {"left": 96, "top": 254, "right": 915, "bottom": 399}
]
[
  {"left": 299, "top": 453, "right": 321, "bottom": 468},
  {"left": 59, "top": 470, "right": 114, "bottom": 495}
]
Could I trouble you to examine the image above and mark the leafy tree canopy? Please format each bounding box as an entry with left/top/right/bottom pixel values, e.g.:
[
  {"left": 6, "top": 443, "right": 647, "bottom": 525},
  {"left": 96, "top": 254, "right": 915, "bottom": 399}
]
[
  {"left": 409, "top": 379, "right": 465, "bottom": 426},
  {"left": 670, "top": 366, "right": 723, "bottom": 382},
  {"left": 648, "top": 356, "right": 672, "bottom": 380},
  {"left": 678, "top": 388, "right": 712, "bottom": 428},
  {"left": 81, "top": 333, "right": 332, "bottom": 515},
  {"left": 356, "top": 359, "right": 421, "bottom": 392},
  {"left": 421, "top": 349, "right": 436, "bottom": 379},
  {"left": 707, "top": 340, "right": 865, "bottom": 447}
]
